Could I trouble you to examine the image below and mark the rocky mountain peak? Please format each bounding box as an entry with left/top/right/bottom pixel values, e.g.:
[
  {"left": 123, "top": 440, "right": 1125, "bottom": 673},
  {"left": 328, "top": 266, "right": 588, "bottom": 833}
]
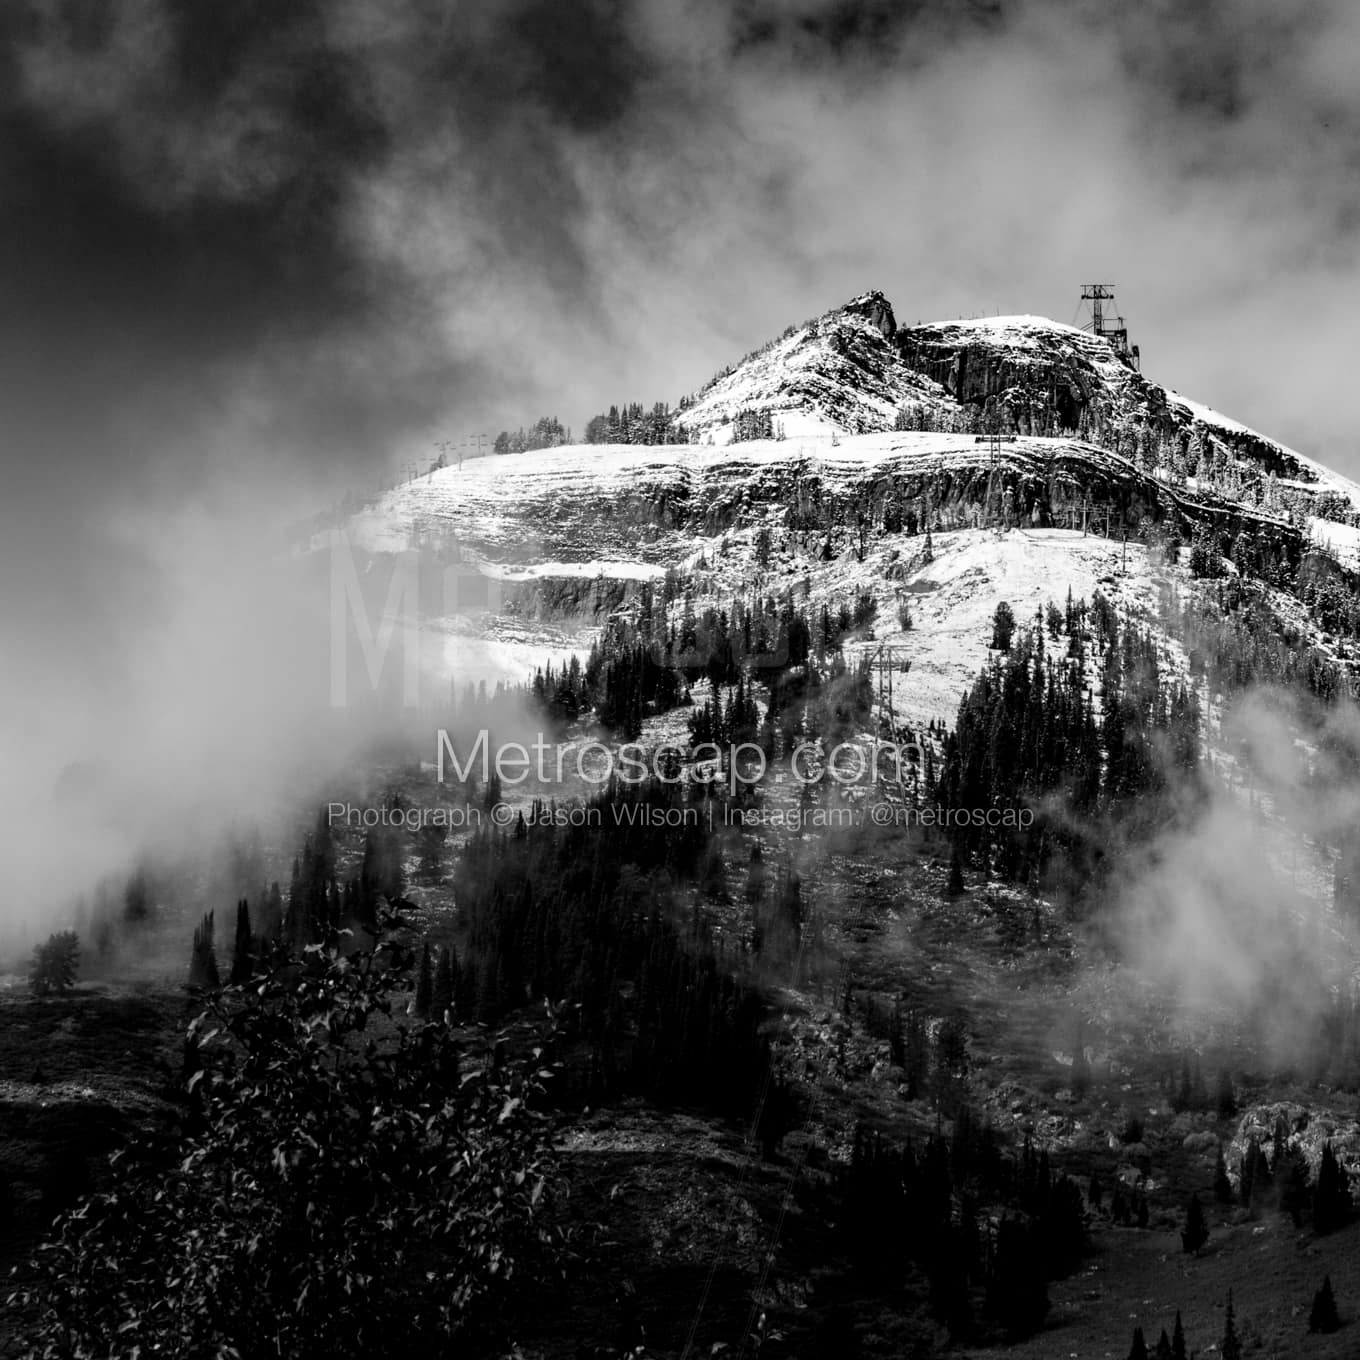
[{"left": 841, "top": 289, "right": 897, "bottom": 339}]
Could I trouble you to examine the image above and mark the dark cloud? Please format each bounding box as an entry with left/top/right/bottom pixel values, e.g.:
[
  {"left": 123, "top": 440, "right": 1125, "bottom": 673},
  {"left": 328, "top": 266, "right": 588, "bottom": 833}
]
[
  {"left": 503, "top": 0, "right": 654, "bottom": 131},
  {"left": 732, "top": 0, "right": 1004, "bottom": 62}
]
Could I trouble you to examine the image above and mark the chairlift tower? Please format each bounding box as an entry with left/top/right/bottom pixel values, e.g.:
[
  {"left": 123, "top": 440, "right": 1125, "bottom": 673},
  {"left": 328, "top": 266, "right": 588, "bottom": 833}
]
[
  {"left": 1079, "top": 284, "right": 1140, "bottom": 370},
  {"left": 986, "top": 428, "right": 1005, "bottom": 535}
]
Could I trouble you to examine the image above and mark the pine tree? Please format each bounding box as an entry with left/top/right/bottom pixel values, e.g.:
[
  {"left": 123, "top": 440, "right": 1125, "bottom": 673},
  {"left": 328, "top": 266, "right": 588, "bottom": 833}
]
[
  {"left": 188, "top": 911, "right": 220, "bottom": 990},
  {"left": 1215, "top": 1067, "right": 1237, "bottom": 1118},
  {"left": 991, "top": 601, "right": 1016, "bottom": 652},
  {"left": 413, "top": 943, "right": 434, "bottom": 1019},
  {"left": 1221, "top": 1289, "right": 1241, "bottom": 1360},
  {"left": 1171, "top": 1310, "right": 1186, "bottom": 1360},
  {"left": 1127, "top": 1324, "right": 1148, "bottom": 1360},
  {"left": 1071, "top": 1027, "right": 1091, "bottom": 1098},
  {"left": 432, "top": 945, "right": 456, "bottom": 1023},
  {"left": 29, "top": 931, "right": 80, "bottom": 996},
  {"left": 985, "top": 1215, "right": 1049, "bottom": 1337},
  {"left": 1309, "top": 1274, "right": 1340, "bottom": 1334},
  {"left": 1153, "top": 1328, "right": 1173, "bottom": 1360},
  {"left": 1181, "top": 1193, "right": 1208, "bottom": 1254},
  {"left": 123, "top": 867, "right": 150, "bottom": 926},
  {"left": 1314, "top": 1141, "right": 1351, "bottom": 1234},
  {"left": 229, "top": 898, "right": 253, "bottom": 984},
  {"left": 946, "top": 847, "right": 966, "bottom": 897},
  {"left": 1172, "top": 1057, "right": 1192, "bottom": 1113},
  {"left": 1278, "top": 1146, "right": 1311, "bottom": 1227}
]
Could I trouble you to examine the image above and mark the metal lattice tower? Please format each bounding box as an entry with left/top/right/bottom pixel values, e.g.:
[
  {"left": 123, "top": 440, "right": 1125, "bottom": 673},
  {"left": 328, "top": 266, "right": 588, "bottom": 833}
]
[{"left": 1079, "top": 284, "right": 1140, "bottom": 370}]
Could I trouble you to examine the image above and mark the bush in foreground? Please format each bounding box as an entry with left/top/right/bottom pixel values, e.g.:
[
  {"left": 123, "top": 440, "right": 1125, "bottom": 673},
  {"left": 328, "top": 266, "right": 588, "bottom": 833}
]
[{"left": 14, "top": 934, "right": 565, "bottom": 1357}]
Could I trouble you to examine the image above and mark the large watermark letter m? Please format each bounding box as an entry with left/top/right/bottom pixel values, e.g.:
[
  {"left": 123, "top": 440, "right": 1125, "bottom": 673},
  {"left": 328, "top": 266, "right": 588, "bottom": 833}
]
[{"left": 329, "top": 535, "right": 421, "bottom": 708}]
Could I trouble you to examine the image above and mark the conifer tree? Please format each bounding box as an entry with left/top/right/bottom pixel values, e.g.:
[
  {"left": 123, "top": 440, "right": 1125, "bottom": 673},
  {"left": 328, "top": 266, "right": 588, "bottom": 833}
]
[
  {"left": 229, "top": 899, "right": 253, "bottom": 985},
  {"left": 432, "top": 945, "right": 456, "bottom": 1023},
  {"left": 1221, "top": 1289, "right": 1241, "bottom": 1360},
  {"left": 1313, "top": 1141, "right": 1350, "bottom": 1234},
  {"left": 1153, "top": 1328, "right": 1172, "bottom": 1360},
  {"left": 188, "top": 911, "right": 220, "bottom": 990},
  {"left": 1215, "top": 1067, "right": 1237, "bottom": 1118},
  {"left": 985, "top": 1215, "right": 1049, "bottom": 1337},
  {"left": 123, "top": 867, "right": 150, "bottom": 926},
  {"left": 1278, "top": 1146, "right": 1310, "bottom": 1226},
  {"left": 29, "top": 931, "right": 80, "bottom": 996},
  {"left": 259, "top": 881, "right": 284, "bottom": 941},
  {"left": 1071, "top": 1025, "right": 1091, "bottom": 1098},
  {"left": 1172, "top": 1057, "right": 1192, "bottom": 1113},
  {"left": 946, "top": 847, "right": 966, "bottom": 897},
  {"left": 1181, "top": 1193, "right": 1208, "bottom": 1254},
  {"left": 991, "top": 601, "right": 1016, "bottom": 652},
  {"left": 1171, "top": 1310, "right": 1186, "bottom": 1360},
  {"left": 1190, "top": 1057, "right": 1207, "bottom": 1110},
  {"left": 1127, "top": 1325, "right": 1148, "bottom": 1360},
  {"left": 1309, "top": 1274, "right": 1340, "bottom": 1334},
  {"left": 413, "top": 943, "right": 434, "bottom": 1019}
]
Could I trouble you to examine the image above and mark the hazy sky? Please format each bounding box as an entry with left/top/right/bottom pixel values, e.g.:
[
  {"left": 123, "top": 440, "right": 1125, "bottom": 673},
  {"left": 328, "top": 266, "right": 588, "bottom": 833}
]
[
  {"left": 3, "top": 0, "right": 1360, "bottom": 926},
  {"left": 4, "top": 0, "right": 1359, "bottom": 502}
]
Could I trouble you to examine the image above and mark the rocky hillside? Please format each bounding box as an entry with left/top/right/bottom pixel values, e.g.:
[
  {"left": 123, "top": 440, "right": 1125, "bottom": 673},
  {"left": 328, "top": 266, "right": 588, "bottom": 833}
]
[
  {"left": 320, "top": 291, "right": 1360, "bottom": 727},
  {"left": 666, "top": 290, "right": 1360, "bottom": 538},
  {"left": 670, "top": 292, "right": 956, "bottom": 442}
]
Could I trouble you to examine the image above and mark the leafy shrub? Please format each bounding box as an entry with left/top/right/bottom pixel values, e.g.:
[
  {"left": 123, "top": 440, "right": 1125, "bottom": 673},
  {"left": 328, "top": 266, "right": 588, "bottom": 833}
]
[
  {"left": 29, "top": 930, "right": 79, "bottom": 996},
  {"left": 16, "top": 935, "right": 565, "bottom": 1357}
]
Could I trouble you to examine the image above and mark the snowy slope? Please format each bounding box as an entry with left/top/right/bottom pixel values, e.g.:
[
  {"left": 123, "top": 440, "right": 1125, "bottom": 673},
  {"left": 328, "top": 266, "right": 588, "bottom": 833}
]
[
  {"left": 851, "top": 526, "right": 1162, "bottom": 727},
  {"left": 662, "top": 291, "right": 1360, "bottom": 533},
  {"left": 1164, "top": 390, "right": 1360, "bottom": 512},
  {"left": 319, "top": 295, "right": 1359, "bottom": 729},
  {"left": 335, "top": 429, "right": 1259, "bottom": 566},
  {"left": 672, "top": 292, "right": 955, "bottom": 444}
]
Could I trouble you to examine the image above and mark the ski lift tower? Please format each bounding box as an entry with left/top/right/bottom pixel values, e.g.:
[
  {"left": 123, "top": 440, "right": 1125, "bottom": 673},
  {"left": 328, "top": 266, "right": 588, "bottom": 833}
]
[{"left": 1079, "top": 284, "right": 1140, "bottom": 371}]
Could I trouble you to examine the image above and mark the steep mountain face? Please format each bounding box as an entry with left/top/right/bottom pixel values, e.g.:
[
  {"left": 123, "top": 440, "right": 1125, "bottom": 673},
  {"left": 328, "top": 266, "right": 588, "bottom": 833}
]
[
  {"left": 346, "top": 434, "right": 1302, "bottom": 587},
  {"left": 671, "top": 292, "right": 957, "bottom": 442},
  {"left": 329, "top": 289, "right": 1360, "bottom": 702},
  {"left": 669, "top": 290, "right": 1360, "bottom": 535},
  {"left": 894, "top": 314, "right": 1356, "bottom": 510},
  {"left": 895, "top": 313, "right": 1153, "bottom": 434}
]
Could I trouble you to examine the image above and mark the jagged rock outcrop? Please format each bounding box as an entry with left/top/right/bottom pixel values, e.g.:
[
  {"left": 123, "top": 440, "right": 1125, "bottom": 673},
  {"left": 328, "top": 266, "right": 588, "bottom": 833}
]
[
  {"left": 894, "top": 317, "right": 1132, "bottom": 434},
  {"left": 844, "top": 288, "right": 897, "bottom": 340},
  {"left": 671, "top": 293, "right": 953, "bottom": 443},
  {"left": 1227, "top": 1102, "right": 1360, "bottom": 1184}
]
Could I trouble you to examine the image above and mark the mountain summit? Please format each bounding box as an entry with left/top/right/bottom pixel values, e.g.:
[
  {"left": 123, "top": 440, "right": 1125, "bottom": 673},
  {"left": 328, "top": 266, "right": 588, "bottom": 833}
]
[
  {"left": 331, "top": 289, "right": 1360, "bottom": 723},
  {"left": 674, "top": 291, "right": 1360, "bottom": 528}
]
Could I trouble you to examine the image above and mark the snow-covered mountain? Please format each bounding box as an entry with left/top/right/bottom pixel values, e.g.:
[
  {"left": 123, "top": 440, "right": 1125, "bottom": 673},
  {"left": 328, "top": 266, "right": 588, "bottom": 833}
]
[
  {"left": 309, "top": 290, "right": 1360, "bottom": 972},
  {"left": 675, "top": 290, "right": 1360, "bottom": 525},
  {"left": 325, "top": 289, "right": 1360, "bottom": 712},
  {"left": 670, "top": 292, "right": 956, "bottom": 442}
]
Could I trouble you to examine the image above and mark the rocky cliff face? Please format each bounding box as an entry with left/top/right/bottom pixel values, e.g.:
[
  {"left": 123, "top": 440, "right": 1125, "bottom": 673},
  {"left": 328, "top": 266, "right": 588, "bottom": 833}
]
[
  {"left": 333, "top": 290, "right": 1360, "bottom": 633},
  {"left": 893, "top": 316, "right": 1142, "bottom": 435},
  {"left": 671, "top": 291, "right": 1360, "bottom": 530},
  {"left": 344, "top": 433, "right": 1306, "bottom": 605}
]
